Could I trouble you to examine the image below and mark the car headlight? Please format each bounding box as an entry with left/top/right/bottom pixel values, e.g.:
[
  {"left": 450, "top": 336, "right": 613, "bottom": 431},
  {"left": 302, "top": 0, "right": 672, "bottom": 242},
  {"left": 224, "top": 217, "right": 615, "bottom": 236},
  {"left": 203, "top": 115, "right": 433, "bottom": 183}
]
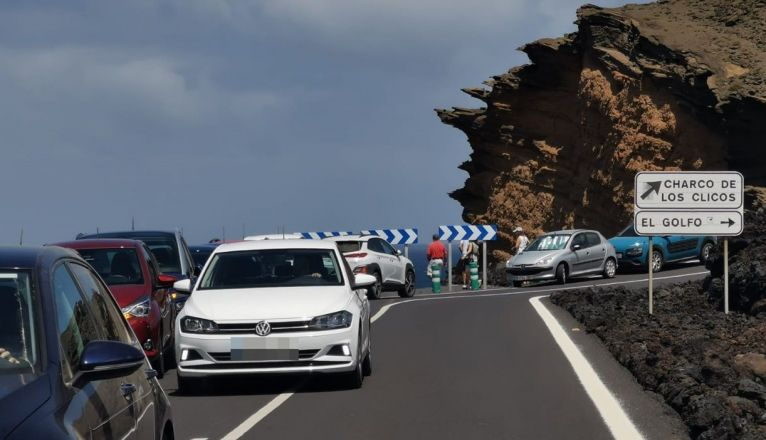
[
  {"left": 308, "top": 311, "right": 352, "bottom": 330},
  {"left": 536, "top": 257, "right": 554, "bottom": 266},
  {"left": 181, "top": 316, "right": 218, "bottom": 333},
  {"left": 626, "top": 246, "right": 643, "bottom": 256},
  {"left": 122, "top": 296, "right": 151, "bottom": 319}
]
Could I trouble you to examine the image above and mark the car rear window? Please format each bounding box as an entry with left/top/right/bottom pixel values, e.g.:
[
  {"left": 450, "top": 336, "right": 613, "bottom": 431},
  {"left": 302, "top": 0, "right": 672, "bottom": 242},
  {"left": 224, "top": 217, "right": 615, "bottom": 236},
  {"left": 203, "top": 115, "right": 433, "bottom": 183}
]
[{"left": 336, "top": 241, "right": 362, "bottom": 253}]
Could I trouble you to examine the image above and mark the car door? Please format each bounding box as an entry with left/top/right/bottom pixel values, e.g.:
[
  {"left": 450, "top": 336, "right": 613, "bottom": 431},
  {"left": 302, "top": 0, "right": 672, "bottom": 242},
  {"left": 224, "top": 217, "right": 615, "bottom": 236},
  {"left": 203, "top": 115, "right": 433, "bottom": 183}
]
[
  {"left": 585, "top": 232, "right": 607, "bottom": 273},
  {"left": 658, "top": 235, "right": 697, "bottom": 262},
  {"left": 367, "top": 239, "right": 393, "bottom": 283},
  {"left": 68, "top": 262, "right": 158, "bottom": 439},
  {"left": 379, "top": 240, "right": 404, "bottom": 284},
  {"left": 51, "top": 263, "right": 138, "bottom": 439},
  {"left": 569, "top": 233, "right": 590, "bottom": 276},
  {"left": 143, "top": 245, "right": 173, "bottom": 350}
]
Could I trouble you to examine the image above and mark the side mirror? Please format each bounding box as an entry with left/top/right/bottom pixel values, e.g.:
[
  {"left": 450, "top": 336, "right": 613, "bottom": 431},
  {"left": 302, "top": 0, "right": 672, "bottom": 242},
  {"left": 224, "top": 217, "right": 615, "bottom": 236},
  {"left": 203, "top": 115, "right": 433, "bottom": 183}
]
[
  {"left": 80, "top": 340, "right": 145, "bottom": 374},
  {"left": 157, "top": 274, "right": 176, "bottom": 288},
  {"left": 174, "top": 279, "right": 192, "bottom": 293},
  {"left": 194, "top": 264, "right": 203, "bottom": 276},
  {"left": 396, "top": 249, "right": 402, "bottom": 256},
  {"left": 353, "top": 273, "right": 376, "bottom": 288},
  {"left": 572, "top": 244, "right": 582, "bottom": 251}
]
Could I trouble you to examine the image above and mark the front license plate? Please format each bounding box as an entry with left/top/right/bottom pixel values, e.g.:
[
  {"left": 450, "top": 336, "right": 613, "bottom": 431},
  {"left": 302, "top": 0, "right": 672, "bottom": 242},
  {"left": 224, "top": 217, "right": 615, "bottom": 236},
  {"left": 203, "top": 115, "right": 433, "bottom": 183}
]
[{"left": 231, "top": 349, "right": 299, "bottom": 361}]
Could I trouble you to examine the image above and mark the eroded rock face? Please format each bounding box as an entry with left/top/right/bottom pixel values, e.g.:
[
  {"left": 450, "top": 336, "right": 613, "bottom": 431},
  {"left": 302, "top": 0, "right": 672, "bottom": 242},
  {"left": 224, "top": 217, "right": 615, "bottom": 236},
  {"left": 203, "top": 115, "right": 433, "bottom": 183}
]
[{"left": 437, "top": 0, "right": 766, "bottom": 257}]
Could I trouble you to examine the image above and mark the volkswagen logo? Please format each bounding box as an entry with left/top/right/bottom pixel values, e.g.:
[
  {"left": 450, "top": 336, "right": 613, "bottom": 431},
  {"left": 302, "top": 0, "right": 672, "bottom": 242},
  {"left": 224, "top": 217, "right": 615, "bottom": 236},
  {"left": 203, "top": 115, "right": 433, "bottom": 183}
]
[{"left": 254, "top": 321, "right": 271, "bottom": 336}]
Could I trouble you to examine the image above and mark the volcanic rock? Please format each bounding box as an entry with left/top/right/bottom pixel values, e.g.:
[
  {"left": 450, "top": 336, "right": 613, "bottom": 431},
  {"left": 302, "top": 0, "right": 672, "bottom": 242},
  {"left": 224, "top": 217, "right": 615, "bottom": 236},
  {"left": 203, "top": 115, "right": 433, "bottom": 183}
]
[{"left": 436, "top": 0, "right": 766, "bottom": 257}]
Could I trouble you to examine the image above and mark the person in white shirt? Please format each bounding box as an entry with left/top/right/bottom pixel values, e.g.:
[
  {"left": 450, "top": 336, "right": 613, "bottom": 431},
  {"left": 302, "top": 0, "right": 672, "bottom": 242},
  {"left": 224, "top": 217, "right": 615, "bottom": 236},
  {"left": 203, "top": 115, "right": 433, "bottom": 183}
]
[
  {"left": 459, "top": 240, "right": 478, "bottom": 289},
  {"left": 513, "top": 227, "right": 529, "bottom": 255}
]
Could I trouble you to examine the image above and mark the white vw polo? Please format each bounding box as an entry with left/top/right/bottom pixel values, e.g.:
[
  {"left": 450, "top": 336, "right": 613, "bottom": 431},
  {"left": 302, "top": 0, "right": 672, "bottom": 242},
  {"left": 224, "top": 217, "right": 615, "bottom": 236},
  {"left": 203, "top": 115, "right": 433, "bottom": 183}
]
[{"left": 173, "top": 239, "right": 374, "bottom": 393}]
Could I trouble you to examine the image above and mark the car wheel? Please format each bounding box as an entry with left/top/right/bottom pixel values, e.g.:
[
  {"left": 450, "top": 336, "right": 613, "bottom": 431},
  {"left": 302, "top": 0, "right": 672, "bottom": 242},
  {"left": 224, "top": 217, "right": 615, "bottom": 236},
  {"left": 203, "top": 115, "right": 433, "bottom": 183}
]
[
  {"left": 397, "top": 269, "right": 416, "bottom": 298},
  {"left": 367, "top": 272, "right": 382, "bottom": 300},
  {"left": 345, "top": 337, "right": 364, "bottom": 389},
  {"left": 650, "top": 249, "right": 664, "bottom": 273},
  {"left": 362, "top": 325, "right": 372, "bottom": 377},
  {"left": 555, "top": 263, "right": 567, "bottom": 284},
  {"left": 602, "top": 258, "right": 617, "bottom": 279},
  {"left": 699, "top": 242, "right": 714, "bottom": 263},
  {"left": 512, "top": 280, "right": 524, "bottom": 288}
]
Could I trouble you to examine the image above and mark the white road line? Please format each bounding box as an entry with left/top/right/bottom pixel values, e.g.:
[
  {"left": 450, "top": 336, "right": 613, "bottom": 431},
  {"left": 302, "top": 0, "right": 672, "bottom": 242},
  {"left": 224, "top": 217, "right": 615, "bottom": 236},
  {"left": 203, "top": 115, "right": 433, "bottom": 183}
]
[
  {"left": 219, "top": 388, "right": 299, "bottom": 440},
  {"left": 219, "top": 270, "right": 707, "bottom": 439},
  {"left": 529, "top": 295, "right": 645, "bottom": 440}
]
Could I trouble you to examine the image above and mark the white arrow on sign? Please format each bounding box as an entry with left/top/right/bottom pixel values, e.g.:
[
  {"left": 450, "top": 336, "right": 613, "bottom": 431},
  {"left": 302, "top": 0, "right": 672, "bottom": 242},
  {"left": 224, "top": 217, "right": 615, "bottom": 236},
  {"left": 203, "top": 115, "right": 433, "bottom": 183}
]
[{"left": 634, "top": 210, "right": 743, "bottom": 236}]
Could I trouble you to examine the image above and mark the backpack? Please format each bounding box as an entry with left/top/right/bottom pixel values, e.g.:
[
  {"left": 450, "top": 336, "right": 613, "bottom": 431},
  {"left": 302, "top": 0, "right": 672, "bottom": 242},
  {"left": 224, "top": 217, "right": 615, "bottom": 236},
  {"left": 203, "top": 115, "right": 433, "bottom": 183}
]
[{"left": 470, "top": 242, "right": 479, "bottom": 256}]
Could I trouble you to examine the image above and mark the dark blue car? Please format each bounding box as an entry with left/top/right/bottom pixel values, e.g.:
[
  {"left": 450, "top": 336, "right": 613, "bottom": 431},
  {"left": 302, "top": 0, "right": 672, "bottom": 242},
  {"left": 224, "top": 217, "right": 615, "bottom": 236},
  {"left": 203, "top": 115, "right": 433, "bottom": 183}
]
[
  {"left": 608, "top": 224, "right": 716, "bottom": 272},
  {"left": 0, "top": 246, "right": 174, "bottom": 439}
]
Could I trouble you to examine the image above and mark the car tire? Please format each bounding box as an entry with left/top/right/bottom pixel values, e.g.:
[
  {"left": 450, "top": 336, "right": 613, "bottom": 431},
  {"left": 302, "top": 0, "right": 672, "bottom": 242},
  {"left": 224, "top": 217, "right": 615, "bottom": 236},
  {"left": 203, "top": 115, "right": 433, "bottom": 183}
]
[
  {"left": 512, "top": 280, "right": 524, "bottom": 288},
  {"left": 397, "top": 269, "right": 416, "bottom": 298},
  {"left": 362, "top": 325, "right": 372, "bottom": 377},
  {"left": 555, "top": 263, "right": 567, "bottom": 284},
  {"left": 699, "top": 242, "right": 714, "bottom": 263},
  {"left": 345, "top": 333, "right": 364, "bottom": 389},
  {"left": 650, "top": 248, "right": 664, "bottom": 273},
  {"left": 367, "top": 272, "right": 382, "bottom": 300},
  {"left": 602, "top": 258, "right": 617, "bottom": 279}
]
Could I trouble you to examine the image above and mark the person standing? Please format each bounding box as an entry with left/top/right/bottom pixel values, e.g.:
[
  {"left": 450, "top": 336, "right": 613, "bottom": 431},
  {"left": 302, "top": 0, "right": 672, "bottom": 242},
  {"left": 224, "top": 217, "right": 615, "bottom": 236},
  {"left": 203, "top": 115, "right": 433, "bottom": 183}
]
[
  {"left": 459, "top": 239, "right": 477, "bottom": 289},
  {"left": 513, "top": 227, "right": 529, "bottom": 255},
  {"left": 426, "top": 234, "right": 447, "bottom": 278}
]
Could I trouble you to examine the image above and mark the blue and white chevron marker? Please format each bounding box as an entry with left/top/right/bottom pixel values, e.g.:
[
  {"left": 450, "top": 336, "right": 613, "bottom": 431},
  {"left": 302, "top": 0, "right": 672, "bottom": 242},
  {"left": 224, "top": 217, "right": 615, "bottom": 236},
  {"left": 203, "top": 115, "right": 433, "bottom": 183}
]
[
  {"left": 360, "top": 228, "right": 418, "bottom": 245},
  {"left": 299, "top": 231, "right": 353, "bottom": 240},
  {"left": 438, "top": 224, "right": 497, "bottom": 241}
]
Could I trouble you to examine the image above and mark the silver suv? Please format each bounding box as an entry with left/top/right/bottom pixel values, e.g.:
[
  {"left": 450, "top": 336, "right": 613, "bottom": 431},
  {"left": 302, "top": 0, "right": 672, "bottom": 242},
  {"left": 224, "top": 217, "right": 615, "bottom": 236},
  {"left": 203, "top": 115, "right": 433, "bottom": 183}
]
[{"left": 327, "top": 235, "right": 416, "bottom": 299}]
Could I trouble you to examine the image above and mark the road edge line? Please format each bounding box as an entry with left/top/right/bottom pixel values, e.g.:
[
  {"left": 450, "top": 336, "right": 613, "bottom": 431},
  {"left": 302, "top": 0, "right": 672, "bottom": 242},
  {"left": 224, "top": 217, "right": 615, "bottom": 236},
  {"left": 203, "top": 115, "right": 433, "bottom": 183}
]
[
  {"left": 219, "top": 388, "right": 298, "bottom": 440},
  {"left": 529, "top": 295, "right": 645, "bottom": 440}
]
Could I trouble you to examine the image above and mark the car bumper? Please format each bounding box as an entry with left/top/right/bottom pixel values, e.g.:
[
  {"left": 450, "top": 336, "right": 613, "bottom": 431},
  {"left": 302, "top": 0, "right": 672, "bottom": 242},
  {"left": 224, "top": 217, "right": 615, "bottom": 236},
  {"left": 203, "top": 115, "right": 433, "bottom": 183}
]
[
  {"left": 616, "top": 252, "right": 645, "bottom": 267},
  {"left": 128, "top": 316, "right": 160, "bottom": 360},
  {"left": 505, "top": 266, "right": 556, "bottom": 282},
  {"left": 176, "top": 326, "right": 358, "bottom": 377}
]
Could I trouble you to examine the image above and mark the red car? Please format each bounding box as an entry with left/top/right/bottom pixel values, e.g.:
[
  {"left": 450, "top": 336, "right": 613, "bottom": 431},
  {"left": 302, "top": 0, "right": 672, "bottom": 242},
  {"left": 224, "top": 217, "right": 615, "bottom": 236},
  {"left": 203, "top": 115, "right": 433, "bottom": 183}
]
[{"left": 53, "top": 239, "right": 176, "bottom": 377}]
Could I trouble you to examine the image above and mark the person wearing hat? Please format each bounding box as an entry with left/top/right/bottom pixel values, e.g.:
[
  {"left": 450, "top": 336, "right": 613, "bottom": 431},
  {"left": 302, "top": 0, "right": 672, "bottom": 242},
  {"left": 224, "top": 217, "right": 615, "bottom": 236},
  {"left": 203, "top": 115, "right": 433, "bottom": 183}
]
[{"left": 513, "top": 226, "right": 529, "bottom": 255}]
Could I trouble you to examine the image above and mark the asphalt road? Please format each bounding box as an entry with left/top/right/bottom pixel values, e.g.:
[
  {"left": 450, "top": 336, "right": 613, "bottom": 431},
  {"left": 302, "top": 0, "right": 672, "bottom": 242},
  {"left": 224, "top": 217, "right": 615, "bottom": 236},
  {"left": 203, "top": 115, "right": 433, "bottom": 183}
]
[{"left": 160, "top": 263, "right": 707, "bottom": 440}]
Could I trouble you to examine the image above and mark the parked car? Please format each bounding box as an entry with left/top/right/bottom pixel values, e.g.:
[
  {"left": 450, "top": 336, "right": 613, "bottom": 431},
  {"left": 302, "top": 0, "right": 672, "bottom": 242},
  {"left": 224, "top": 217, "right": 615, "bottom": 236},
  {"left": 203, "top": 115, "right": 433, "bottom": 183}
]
[
  {"left": 53, "top": 239, "right": 177, "bottom": 377},
  {"left": 0, "top": 246, "right": 173, "bottom": 439},
  {"left": 172, "top": 239, "right": 375, "bottom": 393},
  {"left": 608, "top": 224, "right": 717, "bottom": 272},
  {"left": 78, "top": 230, "right": 195, "bottom": 309},
  {"left": 506, "top": 229, "right": 618, "bottom": 287},
  {"left": 326, "top": 235, "right": 416, "bottom": 299},
  {"left": 189, "top": 243, "right": 219, "bottom": 272}
]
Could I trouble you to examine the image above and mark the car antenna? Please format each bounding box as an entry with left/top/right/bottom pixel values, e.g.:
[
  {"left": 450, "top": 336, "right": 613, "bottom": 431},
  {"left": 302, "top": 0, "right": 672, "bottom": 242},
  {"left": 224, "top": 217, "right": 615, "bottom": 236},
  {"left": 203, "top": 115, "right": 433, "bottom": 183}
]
[
  {"left": 18, "top": 227, "right": 23, "bottom": 246},
  {"left": 131, "top": 216, "right": 135, "bottom": 231}
]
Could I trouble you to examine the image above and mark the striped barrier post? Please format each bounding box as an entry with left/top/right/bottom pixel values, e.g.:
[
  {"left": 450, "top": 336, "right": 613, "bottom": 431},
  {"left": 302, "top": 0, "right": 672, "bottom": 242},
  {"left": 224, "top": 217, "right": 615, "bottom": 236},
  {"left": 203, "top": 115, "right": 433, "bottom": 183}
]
[
  {"left": 469, "top": 260, "right": 480, "bottom": 290},
  {"left": 431, "top": 260, "right": 442, "bottom": 293}
]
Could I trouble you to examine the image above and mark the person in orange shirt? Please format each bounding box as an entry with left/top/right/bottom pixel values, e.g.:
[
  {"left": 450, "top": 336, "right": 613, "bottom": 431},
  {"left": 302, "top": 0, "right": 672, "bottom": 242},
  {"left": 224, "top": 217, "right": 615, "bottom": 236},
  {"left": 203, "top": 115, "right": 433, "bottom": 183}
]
[{"left": 426, "top": 234, "right": 447, "bottom": 278}]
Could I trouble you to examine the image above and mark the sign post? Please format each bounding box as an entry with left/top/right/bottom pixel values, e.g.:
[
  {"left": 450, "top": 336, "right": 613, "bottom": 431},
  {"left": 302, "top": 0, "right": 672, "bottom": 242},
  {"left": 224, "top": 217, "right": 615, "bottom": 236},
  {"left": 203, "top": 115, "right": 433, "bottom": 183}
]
[
  {"left": 438, "top": 224, "right": 497, "bottom": 291},
  {"left": 634, "top": 171, "right": 744, "bottom": 314}
]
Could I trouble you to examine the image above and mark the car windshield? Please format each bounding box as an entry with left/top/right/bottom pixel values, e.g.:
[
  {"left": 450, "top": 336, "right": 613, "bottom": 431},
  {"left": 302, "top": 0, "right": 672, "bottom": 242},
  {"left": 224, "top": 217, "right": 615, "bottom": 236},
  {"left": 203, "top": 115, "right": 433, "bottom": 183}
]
[
  {"left": 336, "top": 241, "right": 362, "bottom": 253},
  {"left": 525, "top": 234, "right": 572, "bottom": 251},
  {"left": 0, "top": 272, "right": 40, "bottom": 393},
  {"left": 618, "top": 225, "right": 638, "bottom": 237},
  {"left": 77, "top": 248, "right": 144, "bottom": 285},
  {"left": 140, "top": 237, "right": 181, "bottom": 274},
  {"left": 199, "top": 249, "right": 344, "bottom": 289}
]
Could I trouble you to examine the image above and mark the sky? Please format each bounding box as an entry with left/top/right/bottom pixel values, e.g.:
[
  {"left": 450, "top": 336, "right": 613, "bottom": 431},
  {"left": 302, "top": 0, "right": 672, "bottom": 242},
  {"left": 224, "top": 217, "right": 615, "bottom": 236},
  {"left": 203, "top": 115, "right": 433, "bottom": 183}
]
[{"left": 0, "top": 0, "right": 637, "bottom": 246}]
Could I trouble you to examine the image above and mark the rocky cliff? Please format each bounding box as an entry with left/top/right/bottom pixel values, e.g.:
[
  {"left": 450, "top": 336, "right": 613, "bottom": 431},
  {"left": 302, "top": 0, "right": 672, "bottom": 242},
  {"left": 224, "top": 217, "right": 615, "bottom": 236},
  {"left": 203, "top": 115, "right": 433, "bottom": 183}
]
[{"left": 436, "top": 0, "right": 766, "bottom": 258}]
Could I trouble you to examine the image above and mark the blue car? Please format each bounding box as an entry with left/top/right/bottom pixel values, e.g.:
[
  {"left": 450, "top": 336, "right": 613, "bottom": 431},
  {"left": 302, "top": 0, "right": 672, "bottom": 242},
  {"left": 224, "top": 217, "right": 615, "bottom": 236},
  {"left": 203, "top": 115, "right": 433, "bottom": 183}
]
[
  {"left": 0, "top": 246, "right": 173, "bottom": 439},
  {"left": 608, "top": 224, "right": 716, "bottom": 272}
]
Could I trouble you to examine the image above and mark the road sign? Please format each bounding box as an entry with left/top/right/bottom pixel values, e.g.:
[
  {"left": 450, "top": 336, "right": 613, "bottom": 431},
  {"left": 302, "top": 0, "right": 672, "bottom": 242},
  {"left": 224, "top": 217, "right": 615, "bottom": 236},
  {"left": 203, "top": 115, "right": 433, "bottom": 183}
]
[
  {"left": 438, "top": 224, "right": 497, "bottom": 241},
  {"left": 361, "top": 229, "right": 418, "bottom": 244},
  {"left": 635, "top": 171, "right": 743, "bottom": 210},
  {"left": 634, "top": 211, "right": 743, "bottom": 236},
  {"left": 299, "top": 231, "right": 353, "bottom": 239}
]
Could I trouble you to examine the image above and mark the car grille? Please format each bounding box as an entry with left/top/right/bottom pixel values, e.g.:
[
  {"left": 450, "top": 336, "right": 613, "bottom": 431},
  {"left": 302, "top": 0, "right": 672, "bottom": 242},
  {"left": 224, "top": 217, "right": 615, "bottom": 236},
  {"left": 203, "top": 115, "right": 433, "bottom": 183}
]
[
  {"left": 192, "top": 360, "right": 347, "bottom": 369},
  {"left": 214, "top": 320, "right": 311, "bottom": 334},
  {"left": 507, "top": 266, "right": 549, "bottom": 275},
  {"left": 208, "top": 349, "right": 320, "bottom": 361}
]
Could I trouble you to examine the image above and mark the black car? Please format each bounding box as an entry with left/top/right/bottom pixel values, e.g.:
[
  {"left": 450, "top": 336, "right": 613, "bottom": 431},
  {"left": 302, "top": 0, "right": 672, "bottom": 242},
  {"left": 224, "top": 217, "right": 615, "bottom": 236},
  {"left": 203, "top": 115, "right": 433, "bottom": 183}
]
[
  {"left": 0, "top": 246, "right": 174, "bottom": 439},
  {"left": 189, "top": 243, "right": 219, "bottom": 272}
]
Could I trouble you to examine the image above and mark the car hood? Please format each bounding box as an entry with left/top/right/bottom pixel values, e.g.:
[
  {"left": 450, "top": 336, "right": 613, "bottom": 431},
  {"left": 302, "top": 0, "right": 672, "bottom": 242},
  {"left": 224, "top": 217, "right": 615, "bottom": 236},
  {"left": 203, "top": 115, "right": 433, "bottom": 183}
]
[
  {"left": 184, "top": 286, "right": 353, "bottom": 321},
  {"left": 608, "top": 237, "right": 647, "bottom": 251},
  {"left": 509, "top": 251, "right": 561, "bottom": 266},
  {"left": 0, "top": 373, "right": 50, "bottom": 438},
  {"left": 108, "top": 284, "right": 150, "bottom": 309}
]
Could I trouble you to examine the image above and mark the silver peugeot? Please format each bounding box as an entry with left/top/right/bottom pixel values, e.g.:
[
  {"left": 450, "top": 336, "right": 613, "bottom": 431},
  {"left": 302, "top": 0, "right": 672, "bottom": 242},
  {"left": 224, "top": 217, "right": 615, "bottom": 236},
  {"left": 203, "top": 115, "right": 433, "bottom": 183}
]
[{"left": 505, "top": 229, "right": 618, "bottom": 287}]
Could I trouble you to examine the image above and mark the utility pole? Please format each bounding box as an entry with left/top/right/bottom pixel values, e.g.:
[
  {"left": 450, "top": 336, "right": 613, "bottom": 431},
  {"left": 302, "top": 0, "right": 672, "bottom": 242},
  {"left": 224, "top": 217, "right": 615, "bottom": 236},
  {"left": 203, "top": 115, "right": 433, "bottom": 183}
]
[
  {"left": 19, "top": 228, "right": 23, "bottom": 246},
  {"left": 131, "top": 216, "right": 135, "bottom": 231}
]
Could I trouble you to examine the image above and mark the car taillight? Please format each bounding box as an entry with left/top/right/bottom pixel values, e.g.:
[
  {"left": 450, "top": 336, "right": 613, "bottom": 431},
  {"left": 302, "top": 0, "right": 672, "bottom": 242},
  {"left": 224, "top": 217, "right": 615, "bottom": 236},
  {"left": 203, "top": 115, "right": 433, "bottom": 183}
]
[
  {"left": 353, "top": 266, "right": 368, "bottom": 274},
  {"left": 345, "top": 253, "right": 367, "bottom": 259}
]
